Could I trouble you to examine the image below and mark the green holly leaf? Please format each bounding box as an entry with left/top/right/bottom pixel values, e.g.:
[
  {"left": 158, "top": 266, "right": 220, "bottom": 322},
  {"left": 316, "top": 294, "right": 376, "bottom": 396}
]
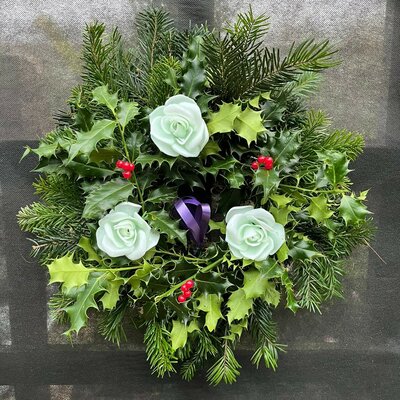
[
  {"left": 207, "top": 102, "right": 241, "bottom": 135},
  {"left": 23, "top": 142, "right": 59, "bottom": 160},
  {"left": 68, "top": 120, "right": 116, "bottom": 162},
  {"left": 146, "top": 186, "right": 177, "bottom": 204},
  {"left": 82, "top": 179, "right": 134, "bottom": 219},
  {"left": 200, "top": 140, "right": 221, "bottom": 158},
  {"left": 281, "top": 270, "right": 299, "bottom": 313},
  {"left": 288, "top": 239, "right": 323, "bottom": 260},
  {"left": 276, "top": 242, "right": 289, "bottom": 262},
  {"left": 135, "top": 153, "right": 177, "bottom": 169},
  {"left": 117, "top": 101, "right": 139, "bottom": 128},
  {"left": 187, "top": 319, "right": 200, "bottom": 333},
  {"left": 64, "top": 272, "right": 107, "bottom": 336},
  {"left": 47, "top": 254, "right": 89, "bottom": 291},
  {"left": 195, "top": 271, "right": 232, "bottom": 295},
  {"left": 63, "top": 160, "right": 115, "bottom": 179},
  {"left": 202, "top": 156, "right": 238, "bottom": 176},
  {"left": 100, "top": 276, "right": 124, "bottom": 310},
  {"left": 233, "top": 106, "right": 265, "bottom": 145},
  {"left": 170, "top": 320, "right": 188, "bottom": 351},
  {"left": 266, "top": 130, "right": 300, "bottom": 167},
  {"left": 270, "top": 205, "right": 298, "bottom": 226},
  {"left": 226, "top": 288, "right": 253, "bottom": 324},
  {"left": 89, "top": 148, "right": 120, "bottom": 164},
  {"left": 254, "top": 259, "right": 285, "bottom": 278},
  {"left": 181, "top": 56, "right": 205, "bottom": 99},
  {"left": 242, "top": 268, "right": 279, "bottom": 301},
  {"left": 269, "top": 193, "right": 293, "bottom": 208},
  {"left": 339, "top": 195, "right": 371, "bottom": 225},
  {"left": 263, "top": 281, "right": 280, "bottom": 307},
  {"left": 209, "top": 220, "right": 226, "bottom": 234},
  {"left": 197, "top": 293, "right": 223, "bottom": 332},
  {"left": 318, "top": 151, "right": 350, "bottom": 186},
  {"left": 307, "top": 195, "right": 334, "bottom": 223},
  {"left": 78, "top": 237, "right": 101, "bottom": 263},
  {"left": 253, "top": 169, "right": 280, "bottom": 204},
  {"left": 146, "top": 210, "right": 187, "bottom": 246},
  {"left": 92, "top": 85, "right": 118, "bottom": 112},
  {"left": 226, "top": 169, "right": 245, "bottom": 189}
]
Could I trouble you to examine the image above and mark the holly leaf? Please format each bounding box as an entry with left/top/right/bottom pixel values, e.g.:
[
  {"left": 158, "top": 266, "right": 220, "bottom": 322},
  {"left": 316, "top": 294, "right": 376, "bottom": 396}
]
[
  {"left": 226, "top": 169, "right": 245, "bottom": 189},
  {"left": 263, "top": 281, "right": 280, "bottom": 307},
  {"left": 23, "top": 142, "right": 59, "bottom": 160},
  {"left": 195, "top": 271, "right": 232, "bottom": 295},
  {"left": 200, "top": 140, "right": 221, "bottom": 158},
  {"left": 209, "top": 220, "right": 226, "bottom": 234},
  {"left": 89, "top": 148, "right": 120, "bottom": 164},
  {"left": 100, "top": 276, "right": 124, "bottom": 310},
  {"left": 181, "top": 56, "right": 205, "bottom": 99},
  {"left": 146, "top": 186, "right": 177, "bottom": 204},
  {"left": 233, "top": 106, "right": 265, "bottom": 145},
  {"left": 226, "top": 288, "right": 253, "bottom": 324},
  {"left": 187, "top": 319, "right": 200, "bottom": 333},
  {"left": 281, "top": 270, "right": 298, "bottom": 313},
  {"left": 47, "top": 254, "right": 89, "bottom": 291},
  {"left": 117, "top": 101, "right": 139, "bottom": 129},
  {"left": 135, "top": 153, "right": 177, "bottom": 169},
  {"left": 253, "top": 169, "right": 280, "bottom": 204},
  {"left": 270, "top": 205, "right": 298, "bottom": 226},
  {"left": 339, "top": 195, "right": 371, "bottom": 225},
  {"left": 288, "top": 239, "right": 323, "bottom": 260},
  {"left": 266, "top": 130, "right": 300, "bottom": 167},
  {"left": 68, "top": 120, "right": 116, "bottom": 162},
  {"left": 63, "top": 160, "right": 115, "bottom": 179},
  {"left": 197, "top": 293, "right": 223, "bottom": 332},
  {"left": 254, "top": 259, "right": 285, "bottom": 278},
  {"left": 146, "top": 210, "right": 187, "bottom": 246},
  {"left": 78, "top": 237, "right": 101, "bottom": 263},
  {"left": 276, "top": 242, "right": 289, "bottom": 262},
  {"left": 202, "top": 156, "right": 238, "bottom": 176},
  {"left": 318, "top": 151, "right": 350, "bottom": 186},
  {"left": 170, "top": 320, "right": 188, "bottom": 351},
  {"left": 82, "top": 179, "right": 134, "bottom": 219},
  {"left": 307, "top": 195, "right": 334, "bottom": 223},
  {"left": 269, "top": 193, "right": 293, "bottom": 208},
  {"left": 64, "top": 272, "right": 107, "bottom": 336},
  {"left": 242, "top": 268, "right": 278, "bottom": 301},
  {"left": 207, "top": 102, "right": 241, "bottom": 135},
  {"left": 92, "top": 85, "right": 118, "bottom": 112}
]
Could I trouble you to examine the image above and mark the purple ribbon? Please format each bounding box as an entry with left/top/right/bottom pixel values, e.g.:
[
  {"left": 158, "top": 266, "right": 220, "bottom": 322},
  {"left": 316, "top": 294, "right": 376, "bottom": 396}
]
[{"left": 173, "top": 196, "right": 211, "bottom": 246}]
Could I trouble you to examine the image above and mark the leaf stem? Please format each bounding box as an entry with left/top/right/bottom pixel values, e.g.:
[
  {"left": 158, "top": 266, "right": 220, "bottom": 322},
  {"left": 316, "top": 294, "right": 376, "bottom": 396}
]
[
  {"left": 280, "top": 184, "right": 346, "bottom": 195},
  {"left": 156, "top": 250, "right": 207, "bottom": 262},
  {"left": 154, "top": 256, "right": 225, "bottom": 303}
]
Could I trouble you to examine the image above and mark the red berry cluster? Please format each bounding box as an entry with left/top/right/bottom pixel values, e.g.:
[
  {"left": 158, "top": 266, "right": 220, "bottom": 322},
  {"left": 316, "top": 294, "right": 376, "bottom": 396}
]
[
  {"left": 116, "top": 160, "right": 135, "bottom": 179},
  {"left": 251, "top": 155, "right": 274, "bottom": 171},
  {"left": 177, "top": 280, "right": 195, "bottom": 303}
]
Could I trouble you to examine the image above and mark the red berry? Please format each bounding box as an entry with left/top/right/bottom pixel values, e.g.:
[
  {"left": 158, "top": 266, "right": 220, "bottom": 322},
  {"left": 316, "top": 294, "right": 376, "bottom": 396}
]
[
  {"left": 257, "top": 155, "right": 267, "bottom": 164},
  {"left": 181, "top": 284, "right": 188, "bottom": 292},
  {"left": 126, "top": 163, "right": 135, "bottom": 172},
  {"left": 122, "top": 171, "right": 132, "bottom": 179},
  {"left": 251, "top": 161, "right": 259, "bottom": 170},
  {"left": 122, "top": 161, "right": 131, "bottom": 170},
  {"left": 185, "top": 280, "right": 194, "bottom": 289},
  {"left": 183, "top": 290, "right": 192, "bottom": 299},
  {"left": 177, "top": 295, "right": 186, "bottom": 303},
  {"left": 263, "top": 156, "right": 274, "bottom": 170},
  {"left": 116, "top": 160, "right": 124, "bottom": 169}
]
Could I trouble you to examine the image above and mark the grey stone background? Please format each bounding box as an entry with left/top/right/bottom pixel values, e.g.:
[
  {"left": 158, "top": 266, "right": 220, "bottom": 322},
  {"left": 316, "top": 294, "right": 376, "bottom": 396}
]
[{"left": 0, "top": 0, "right": 399, "bottom": 399}]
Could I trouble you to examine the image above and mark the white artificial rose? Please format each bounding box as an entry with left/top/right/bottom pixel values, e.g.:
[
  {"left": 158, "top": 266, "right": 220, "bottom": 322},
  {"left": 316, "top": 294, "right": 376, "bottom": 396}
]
[
  {"left": 96, "top": 202, "right": 159, "bottom": 261},
  {"left": 225, "top": 205, "right": 285, "bottom": 261},
  {"left": 149, "top": 94, "right": 209, "bottom": 157}
]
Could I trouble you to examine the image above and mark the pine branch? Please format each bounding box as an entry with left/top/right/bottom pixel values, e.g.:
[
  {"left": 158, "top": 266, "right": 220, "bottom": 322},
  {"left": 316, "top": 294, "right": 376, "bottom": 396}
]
[
  {"left": 322, "top": 130, "right": 365, "bottom": 161},
  {"left": 49, "top": 292, "right": 74, "bottom": 324},
  {"left": 98, "top": 299, "right": 128, "bottom": 346},
  {"left": 144, "top": 321, "right": 177, "bottom": 377}
]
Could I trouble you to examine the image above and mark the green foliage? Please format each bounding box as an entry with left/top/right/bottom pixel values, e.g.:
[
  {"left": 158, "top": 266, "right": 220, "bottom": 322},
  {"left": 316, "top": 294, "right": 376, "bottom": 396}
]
[{"left": 197, "top": 293, "right": 223, "bottom": 332}]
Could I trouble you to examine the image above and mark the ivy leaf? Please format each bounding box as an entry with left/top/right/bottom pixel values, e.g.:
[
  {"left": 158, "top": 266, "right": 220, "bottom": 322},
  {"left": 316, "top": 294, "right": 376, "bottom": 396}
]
[
  {"left": 63, "top": 160, "right": 115, "bottom": 179},
  {"left": 146, "top": 210, "right": 187, "bottom": 246},
  {"left": 288, "top": 239, "right": 323, "bottom": 260},
  {"left": 92, "top": 85, "right": 118, "bottom": 112},
  {"left": 146, "top": 186, "right": 177, "bottom": 204},
  {"left": 318, "top": 151, "right": 350, "bottom": 186},
  {"left": 207, "top": 102, "right": 241, "bottom": 135},
  {"left": 82, "top": 179, "right": 134, "bottom": 219},
  {"left": 47, "top": 254, "right": 89, "bottom": 291},
  {"left": 78, "top": 237, "right": 101, "bottom": 263},
  {"left": 64, "top": 272, "right": 107, "bottom": 336},
  {"left": 202, "top": 157, "right": 238, "bottom": 176},
  {"left": 117, "top": 101, "right": 139, "bottom": 129},
  {"left": 339, "top": 195, "right": 371, "bottom": 225},
  {"left": 181, "top": 56, "right": 205, "bottom": 99},
  {"left": 233, "top": 106, "right": 265, "bottom": 145},
  {"left": 170, "top": 320, "right": 188, "bottom": 351},
  {"left": 197, "top": 293, "right": 223, "bottom": 332},
  {"left": 307, "top": 195, "right": 334, "bottom": 223},
  {"left": 135, "top": 153, "right": 177, "bottom": 169},
  {"left": 263, "top": 281, "right": 280, "bottom": 307},
  {"left": 195, "top": 271, "right": 232, "bottom": 295},
  {"left": 100, "top": 276, "right": 124, "bottom": 310},
  {"left": 226, "top": 169, "right": 245, "bottom": 189},
  {"left": 226, "top": 288, "right": 253, "bottom": 324},
  {"left": 253, "top": 169, "right": 280, "bottom": 204},
  {"left": 68, "top": 120, "right": 116, "bottom": 162}
]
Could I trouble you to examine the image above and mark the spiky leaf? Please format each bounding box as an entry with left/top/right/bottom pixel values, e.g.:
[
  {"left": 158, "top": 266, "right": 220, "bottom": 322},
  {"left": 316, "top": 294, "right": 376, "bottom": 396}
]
[
  {"left": 197, "top": 293, "right": 223, "bottom": 332},
  {"left": 233, "top": 106, "right": 265, "bottom": 145},
  {"left": 227, "top": 288, "right": 253, "bottom": 324}
]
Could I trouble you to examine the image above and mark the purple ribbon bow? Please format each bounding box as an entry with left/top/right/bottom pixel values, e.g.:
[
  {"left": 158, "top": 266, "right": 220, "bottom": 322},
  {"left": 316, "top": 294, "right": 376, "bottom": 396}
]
[{"left": 173, "top": 196, "right": 211, "bottom": 246}]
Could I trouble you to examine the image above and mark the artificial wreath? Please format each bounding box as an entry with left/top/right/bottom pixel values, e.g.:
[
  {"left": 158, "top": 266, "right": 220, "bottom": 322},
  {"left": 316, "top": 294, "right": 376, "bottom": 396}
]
[{"left": 18, "top": 8, "right": 373, "bottom": 384}]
